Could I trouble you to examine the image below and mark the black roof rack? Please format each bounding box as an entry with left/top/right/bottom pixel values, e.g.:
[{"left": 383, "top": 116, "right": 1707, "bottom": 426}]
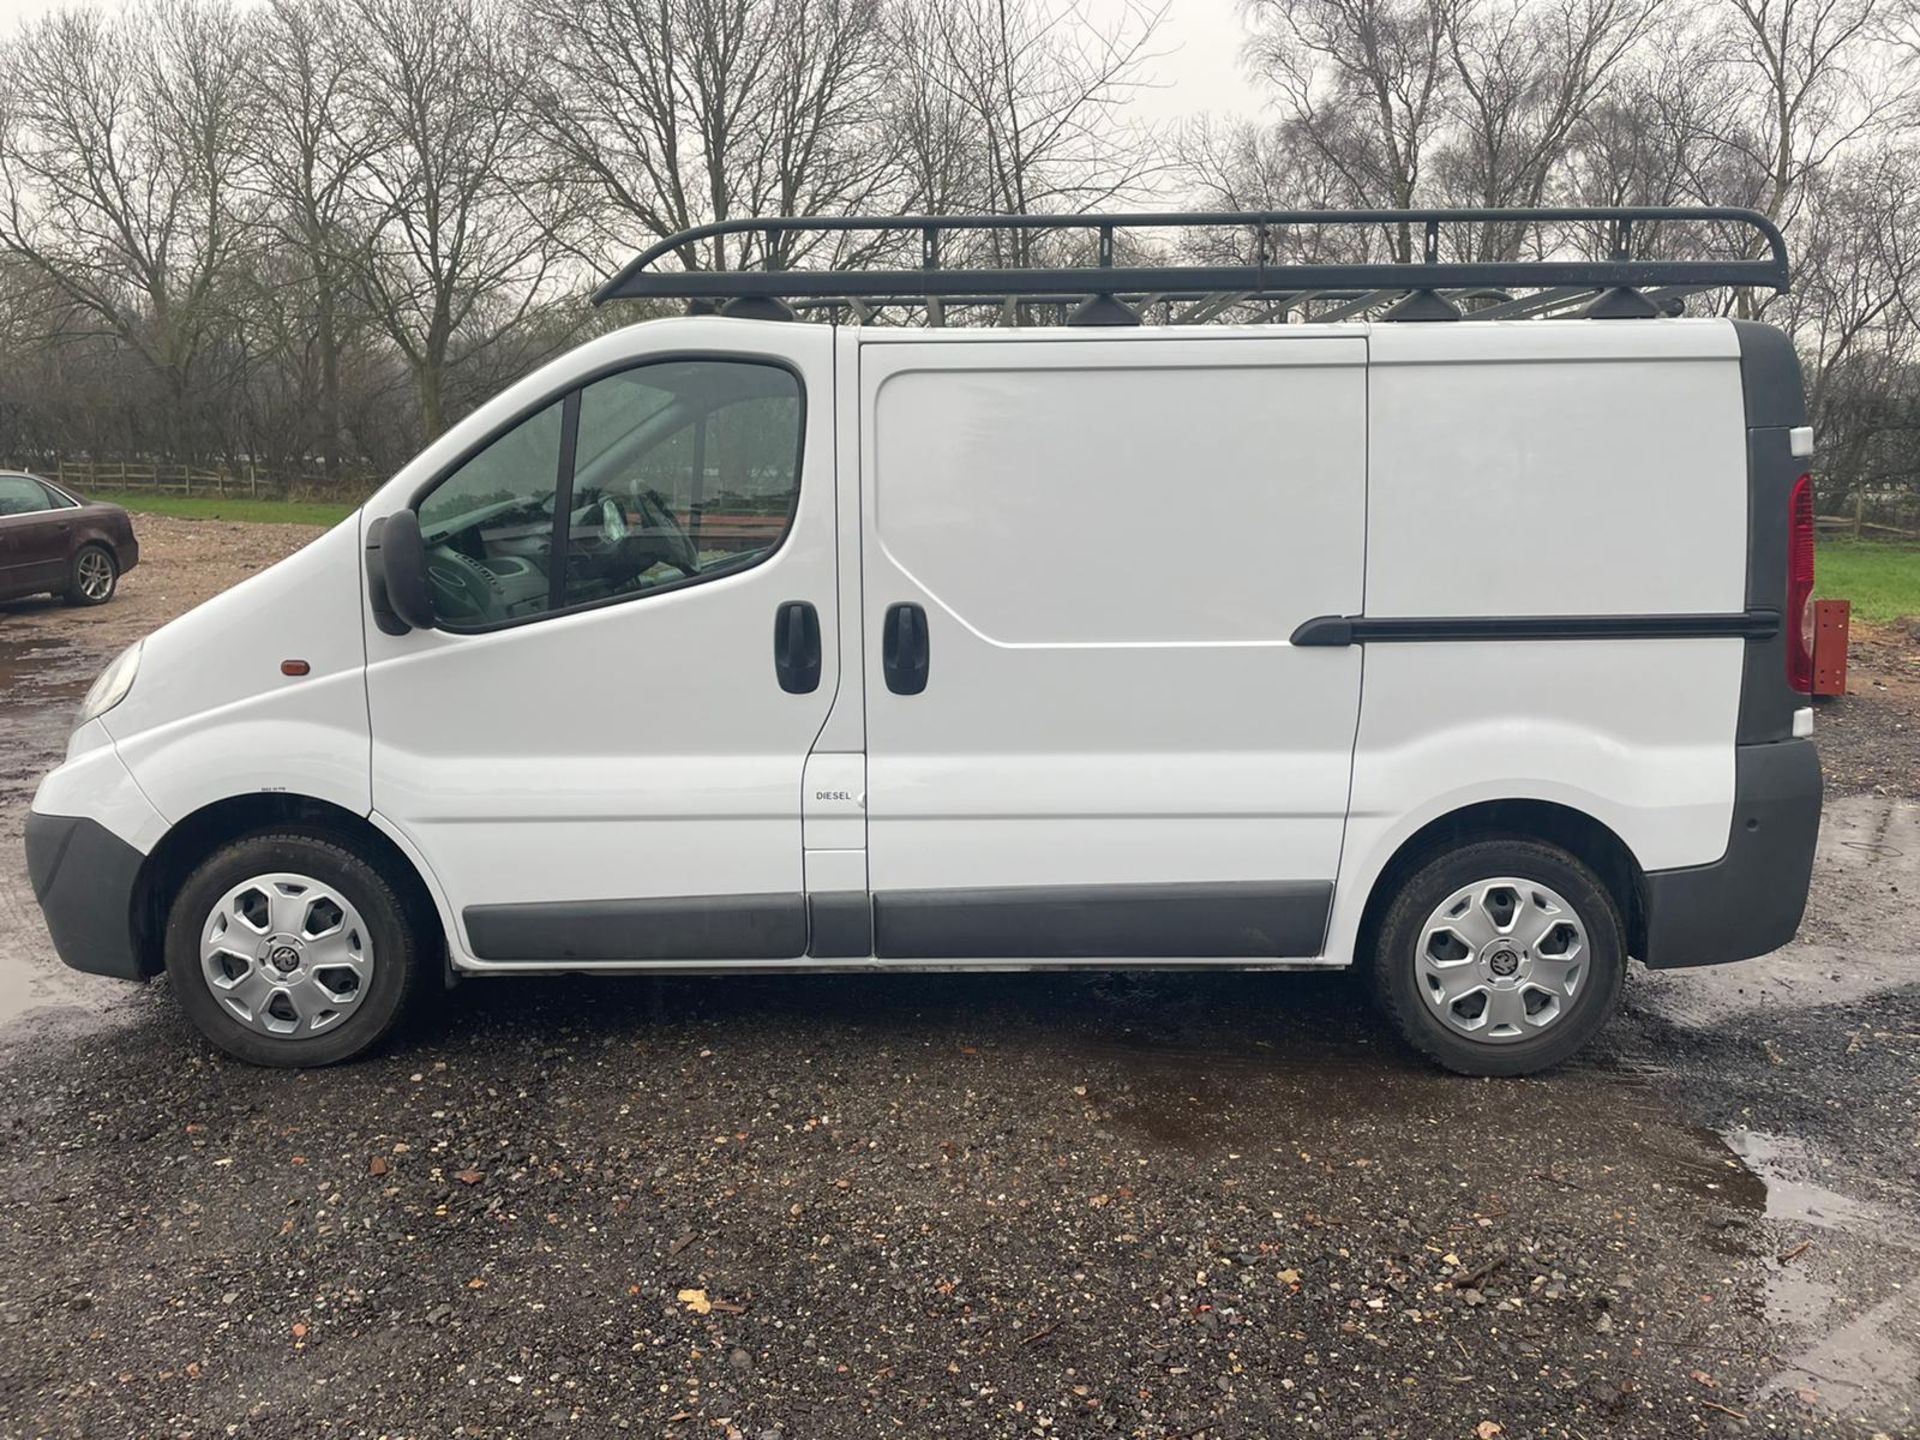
[{"left": 592, "top": 206, "right": 1788, "bottom": 324}]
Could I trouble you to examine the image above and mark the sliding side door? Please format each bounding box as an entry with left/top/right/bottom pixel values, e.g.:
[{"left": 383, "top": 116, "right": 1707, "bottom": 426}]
[{"left": 858, "top": 333, "right": 1367, "bottom": 961}]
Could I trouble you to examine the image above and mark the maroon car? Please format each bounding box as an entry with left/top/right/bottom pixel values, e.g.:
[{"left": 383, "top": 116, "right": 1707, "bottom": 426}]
[{"left": 0, "top": 472, "right": 139, "bottom": 607}]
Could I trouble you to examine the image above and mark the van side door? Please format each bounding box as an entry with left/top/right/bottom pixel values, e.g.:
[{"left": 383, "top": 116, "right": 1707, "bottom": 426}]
[
  {"left": 858, "top": 333, "right": 1367, "bottom": 960},
  {"left": 363, "top": 327, "right": 837, "bottom": 966}
]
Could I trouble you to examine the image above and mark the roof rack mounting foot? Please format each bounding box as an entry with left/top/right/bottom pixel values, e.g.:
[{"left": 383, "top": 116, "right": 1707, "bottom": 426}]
[
  {"left": 1068, "top": 294, "right": 1141, "bottom": 327},
  {"left": 686, "top": 298, "right": 719, "bottom": 316},
  {"left": 719, "top": 295, "right": 797, "bottom": 322},
  {"left": 1381, "top": 288, "right": 1461, "bottom": 322},
  {"left": 1582, "top": 286, "right": 1661, "bottom": 320}
]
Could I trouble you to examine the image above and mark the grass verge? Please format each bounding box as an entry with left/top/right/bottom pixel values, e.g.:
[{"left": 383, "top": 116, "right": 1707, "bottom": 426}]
[
  {"left": 81, "top": 491, "right": 358, "bottom": 528},
  {"left": 1817, "top": 539, "right": 1920, "bottom": 625}
]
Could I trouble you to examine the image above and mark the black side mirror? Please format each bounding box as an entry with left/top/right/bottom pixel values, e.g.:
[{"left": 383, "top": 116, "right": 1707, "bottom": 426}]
[{"left": 365, "top": 511, "right": 436, "bottom": 635}]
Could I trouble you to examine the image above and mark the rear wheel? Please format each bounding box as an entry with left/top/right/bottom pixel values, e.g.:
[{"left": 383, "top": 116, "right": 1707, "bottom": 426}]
[
  {"left": 1365, "top": 838, "right": 1626, "bottom": 1076},
  {"left": 163, "top": 831, "right": 423, "bottom": 1067},
  {"left": 66, "top": 544, "right": 118, "bottom": 606}
]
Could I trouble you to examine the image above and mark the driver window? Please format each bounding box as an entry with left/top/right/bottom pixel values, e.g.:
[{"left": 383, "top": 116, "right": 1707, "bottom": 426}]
[
  {"left": 411, "top": 360, "right": 802, "bottom": 629},
  {"left": 416, "top": 401, "right": 563, "bottom": 626},
  {"left": 557, "top": 361, "right": 802, "bottom": 611}
]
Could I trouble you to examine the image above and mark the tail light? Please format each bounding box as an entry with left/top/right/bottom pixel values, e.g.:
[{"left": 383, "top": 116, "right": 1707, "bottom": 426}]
[{"left": 1787, "top": 474, "right": 1815, "bottom": 693}]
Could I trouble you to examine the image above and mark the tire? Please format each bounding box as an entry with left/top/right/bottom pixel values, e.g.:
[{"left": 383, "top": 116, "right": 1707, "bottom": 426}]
[
  {"left": 1365, "top": 838, "right": 1626, "bottom": 1077},
  {"left": 66, "top": 544, "right": 118, "bottom": 606},
  {"left": 163, "top": 830, "right": 424, "bottom": 1067}
]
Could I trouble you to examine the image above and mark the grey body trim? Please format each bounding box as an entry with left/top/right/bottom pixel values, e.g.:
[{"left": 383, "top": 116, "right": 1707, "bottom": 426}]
[
  {"left": 463, "top": 892, "right": 808, "bottom": 962},
  {"left": 458, "top": 882, "right": 1333, "bottom": 965},
  {"left": 872, "top": 881, "right": 1333, "bottom": 960},
  {"left": 25, "top": 812, "right": 150, "bottom": 981},
  {"left": 807, "top": 893, "right": 874, "bottom": 958}
]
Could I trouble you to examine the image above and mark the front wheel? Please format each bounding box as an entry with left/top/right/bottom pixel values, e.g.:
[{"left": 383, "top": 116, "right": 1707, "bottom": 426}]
[
  {"left": 163, "top": 831, "right": 423, "bottom": 1067},
  {"left": 1365, "top": 839, "right": 1626, "bottom": 1077}
]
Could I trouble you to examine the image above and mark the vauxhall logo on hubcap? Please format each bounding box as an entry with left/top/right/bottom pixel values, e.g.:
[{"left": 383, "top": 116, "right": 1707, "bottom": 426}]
[
  {"left": 269, "top": 944, "right": 301, "bottom": 974},
  {"left": 1489, "top": 948, "right": 1520, "bottom": 978}
]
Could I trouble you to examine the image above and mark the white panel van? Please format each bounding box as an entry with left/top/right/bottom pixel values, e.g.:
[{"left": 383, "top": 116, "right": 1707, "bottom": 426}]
[{"left": 25, "top": 209, "right": 1824, "bottom": 1075}]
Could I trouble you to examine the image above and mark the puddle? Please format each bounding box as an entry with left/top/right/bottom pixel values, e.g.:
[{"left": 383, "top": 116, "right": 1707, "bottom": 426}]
[
  {"left": 1716, "top": 1124, "right": 1920, "bottom": 1426},
  {"left": 0, "top": 632, "right": 93, "bottom": 799},
  {"left": 1723, "top": 1127, "right": 1884, "bottom": 1230},
  {"left": 1764, "top": 1294, "right": 1920, "bottom": 1416},
  {"left": 0, "top": 628, "right": 130, "bottom": 1032}
]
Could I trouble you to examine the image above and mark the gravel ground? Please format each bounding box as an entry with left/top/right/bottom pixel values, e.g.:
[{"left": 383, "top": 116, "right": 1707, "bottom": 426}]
[{"left": 0, "top": 517, "right": 1916, "bottom": 1440}]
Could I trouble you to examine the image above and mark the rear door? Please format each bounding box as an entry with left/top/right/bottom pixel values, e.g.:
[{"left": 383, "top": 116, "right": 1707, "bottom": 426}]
[{"left": 858, "top": 333, "right": 1368, "bottom": 960}]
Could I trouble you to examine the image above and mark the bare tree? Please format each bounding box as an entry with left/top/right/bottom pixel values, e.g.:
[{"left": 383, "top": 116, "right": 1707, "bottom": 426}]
[
  {"left": 348, "top": 0, "right": 570, "bottom": 437},
  {"left": 0, "top": 0, "right": 256, "bottom": 458},
  {"left": 1704, "top": 0, "right": 1887, "bottom": 307},
  {"left": 1434, "top": 0, "right": 1659, "bottom": 257},
  {"left": 526, "top": 0, "right": 894, "bottom": 279},
  {"left": 894, "top": 0, "right": 1169, "bottom": 265},
  {"left": 1243, "top": 0, "right": 1458, "bottom": 259},
  {"left": 244, "top": 0, "right": 382, "bottom": 473}
]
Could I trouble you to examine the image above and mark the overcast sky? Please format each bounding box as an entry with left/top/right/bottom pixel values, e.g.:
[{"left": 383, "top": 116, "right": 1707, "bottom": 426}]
[{"left": 0, "top": 0, "right": 1267, "bottom": 122}]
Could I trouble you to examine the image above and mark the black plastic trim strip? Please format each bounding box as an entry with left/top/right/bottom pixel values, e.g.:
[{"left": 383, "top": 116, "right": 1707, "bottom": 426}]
[
  {"left": 1732, "top": 319, "right": 1811, "bottom": 744},
  {"left": 464, "top": 893, "right": 807, "bottom": 962},
  {"left": 547, "top": 389, "right": 582, "bottom": 613},
  {"left": 808, "top": 893, "right": 873, "bottom": 958},
  {"left": 1290, "top": 610, "right": 1780, "bottom": 646},
  {"left": 872, "top": 881, "right": 1332, "bottom": 960}
]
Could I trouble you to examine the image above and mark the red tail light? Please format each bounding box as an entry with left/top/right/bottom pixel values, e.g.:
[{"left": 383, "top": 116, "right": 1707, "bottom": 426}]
[{"left": 1787, "top": 474, "right": 1815, "bottom": 693}]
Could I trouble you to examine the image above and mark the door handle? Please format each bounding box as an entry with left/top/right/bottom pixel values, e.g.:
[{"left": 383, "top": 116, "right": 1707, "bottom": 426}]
[
  {"left": 883, "top": 602, "right": 929, "bottom": 695},
  {"left": 773, "top": 600, "right": 821, "bottom": 693}
]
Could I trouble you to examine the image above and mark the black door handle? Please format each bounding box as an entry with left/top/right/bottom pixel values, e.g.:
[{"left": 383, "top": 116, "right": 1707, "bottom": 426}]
[
  {"left": 773, "top": 600, "right": 821, "bottom": 693},
  {"left": 883, "top": 602, "right": 929, "bottom": 695}
]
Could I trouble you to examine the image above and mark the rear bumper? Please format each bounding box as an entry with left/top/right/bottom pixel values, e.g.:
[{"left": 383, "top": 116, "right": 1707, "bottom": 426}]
[
  {"left": 23, "top": 812, "right": 149, "bottom": 981},
  {"left": 1639, "top": 737, "right": 1821, "bottom": 969}
]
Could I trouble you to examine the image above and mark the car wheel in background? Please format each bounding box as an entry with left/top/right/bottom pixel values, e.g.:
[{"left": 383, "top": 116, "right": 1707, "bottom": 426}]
[{"left": 66, "top": 543, "right": 118, "bottom": 606}]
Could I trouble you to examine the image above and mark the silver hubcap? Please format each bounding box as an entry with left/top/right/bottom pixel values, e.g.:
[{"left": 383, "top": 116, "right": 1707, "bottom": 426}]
[
  {"left": 1416, "top": 876, "right": 1587, "bottom": 1045},
  {"left": 77, "top": 550, "right": 113, "bottom": 599},
  {"left": 199, "top": 873, "right": 373, "bottom": 1038}
]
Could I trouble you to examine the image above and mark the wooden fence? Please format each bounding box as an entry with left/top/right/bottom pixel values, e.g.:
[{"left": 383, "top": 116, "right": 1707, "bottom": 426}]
[{"left": 12, "top": 457, "right": 377, "bottom": 505}]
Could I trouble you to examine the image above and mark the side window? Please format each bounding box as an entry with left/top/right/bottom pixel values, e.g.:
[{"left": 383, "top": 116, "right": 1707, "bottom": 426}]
[
  {"left": 416, "top": 402, "right": 564, "bottom": 626},
  {"left": 558, "top": 361, "right": 802, "bottom": 610},
  {"left": 410, "top": 360, "right": 804, "bottom": 629},
  {"left": 37, "top": 482, "right": 77, "bottom": 510},
  {"left": 0, "top": 476, "right": 50, "bottom": 517}
]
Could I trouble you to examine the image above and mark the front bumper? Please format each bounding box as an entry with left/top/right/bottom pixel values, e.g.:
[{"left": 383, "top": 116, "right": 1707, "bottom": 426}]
[
  {"left": 24, "top": 812, "right": 149, "bottom": 980},
  {"left": 1639, "top": 737, "right": 1822, "bottom": 968}
]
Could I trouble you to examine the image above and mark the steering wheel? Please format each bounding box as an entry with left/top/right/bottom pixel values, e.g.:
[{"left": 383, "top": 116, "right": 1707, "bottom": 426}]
[
  {"left": 632, "top": 488, "right": 700, "bottom": 576},
  {"left": 425, "top": 546, "right": 503, "bottom": 622},
  {"left": 600, "top": 496, "right": 629, "bottom": 543}
]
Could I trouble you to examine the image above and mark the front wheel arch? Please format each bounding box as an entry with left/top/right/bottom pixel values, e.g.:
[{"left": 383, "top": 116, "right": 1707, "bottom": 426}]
[{"left": 132, "top": 794, "right": 442, "bottom": 978}]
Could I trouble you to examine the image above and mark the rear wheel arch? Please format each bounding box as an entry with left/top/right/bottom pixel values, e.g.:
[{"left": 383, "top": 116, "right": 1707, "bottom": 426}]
[
  {"left": 1356, "top": 799, "right": 1649, "bottom": 965},
  {"left": 132, "top": 794, "right": 442, "bottom": 977}
]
